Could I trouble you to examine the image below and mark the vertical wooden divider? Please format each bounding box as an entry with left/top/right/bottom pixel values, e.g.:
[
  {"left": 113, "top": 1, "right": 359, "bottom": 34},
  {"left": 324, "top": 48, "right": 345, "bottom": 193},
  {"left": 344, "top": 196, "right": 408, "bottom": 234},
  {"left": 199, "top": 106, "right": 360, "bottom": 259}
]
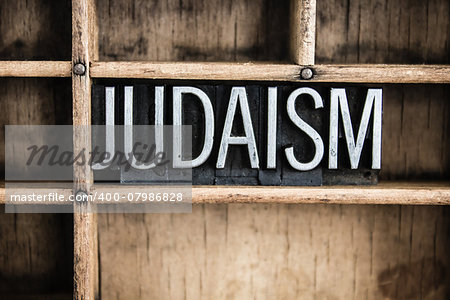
[
  {"left": 72, "top": 0, "right": 99, "bottom": 299},
  {"left": 290, "top": 0, "right": 317, "bottom": 65}
]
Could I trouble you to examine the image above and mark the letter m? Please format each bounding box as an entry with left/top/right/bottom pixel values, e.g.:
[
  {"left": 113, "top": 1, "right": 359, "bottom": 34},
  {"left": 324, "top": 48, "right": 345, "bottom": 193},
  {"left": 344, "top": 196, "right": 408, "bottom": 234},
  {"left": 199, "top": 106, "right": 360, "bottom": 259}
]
[{"left": 329, "top": 88, "right": 382, "bottom": 169}]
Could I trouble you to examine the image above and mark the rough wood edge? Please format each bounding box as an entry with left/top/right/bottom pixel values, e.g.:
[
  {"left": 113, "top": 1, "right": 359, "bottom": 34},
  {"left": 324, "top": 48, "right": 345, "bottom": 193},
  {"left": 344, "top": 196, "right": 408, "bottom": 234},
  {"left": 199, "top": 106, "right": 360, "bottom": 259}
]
[
  {"left": 90, "top": 62, "right": 450, "bottom": 83},
  {"left": 91, "top": 61, "right": 302, "bottom": 81},
  {"left": 312, "top": 64, "right": 450, "bottom": 84},
  {"left": 1, "top": 182, "right": 449, "bottom": 205},
  {"left": 0, "top": 61, "right": 447, "bottom": 83},
  {"left": 92, "top": 182, "right": 450, "bottom": 205},
  {"left": 190, "top": 183, "right": 450, "bottom": 205},
  {"left": 0, "top": 61, "right": 72, "bottom": 77},
  {"left": 72, "top": 0, "right": 98, "bottom": 299},
  {"left": 290, "top": 0, "right": 316, "bottom": 65}
]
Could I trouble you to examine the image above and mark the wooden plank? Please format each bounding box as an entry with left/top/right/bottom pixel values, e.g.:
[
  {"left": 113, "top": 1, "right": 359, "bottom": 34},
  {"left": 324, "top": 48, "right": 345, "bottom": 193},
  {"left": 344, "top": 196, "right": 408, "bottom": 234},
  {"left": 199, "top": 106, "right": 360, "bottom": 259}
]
[
  {"left": 0, "top": 61, "right": 71, "bottom": 77},
  {"left": 0, "top": 209, "right": 73, "bottom": 295},
  {"left": 97, "top": 204, "right": 450, "bottom": 299},
  {"left": 0, "top": 79, "right": 72, "bottom": 181},
  {"left": 290, "top": 0, "right": 316, "bottom": 65},
  {"left": 316, "top": 0, "right": 450, "bottom": 64},
  {"left": 0, "top": 3, "right": 73, "bottom": 296},
  {"left": 0, "top": 1, "right": 71, "bottom": 60},
  {"left": 312, "top": 65, "right": 450, "bottom": 84},
  {"left": 88, "top": 182, "right": 450, "bottom": 205},
  {"left": 381, "top": 85, "right": 450, "bottom": 180},
  {"left": 72, "top": 0, "right": 98, "bottom": 299},
  {"left": 96, "top": 0, "right": 289, "bottom": 62},
  {"left": 89, "top": 1, "right": 450, "bottom": 299},
  {"left": 90, "top": 62, "right": 450, "bottom": 83},
  {"left": 91, "top": 62, "right": 301, "bottom": 80},
  {"left": 191, "top": 183, "right": 450, "bottom": 205},
  {"left": 2, "top": 182, "right": 449, "bottom": 205}
]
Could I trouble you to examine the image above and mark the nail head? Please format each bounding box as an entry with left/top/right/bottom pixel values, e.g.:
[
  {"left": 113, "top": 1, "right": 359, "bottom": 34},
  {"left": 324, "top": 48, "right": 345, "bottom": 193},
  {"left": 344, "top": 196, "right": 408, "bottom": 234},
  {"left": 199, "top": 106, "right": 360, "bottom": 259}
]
[
  {"left": 73, "top": 63, "right": 86, "bottom": 76},
  {"left": 300, "top": 67, "right": 314, "bottom": 80},
  {"left": 75, "top": 190, "right": 88, "bottom": 201}
]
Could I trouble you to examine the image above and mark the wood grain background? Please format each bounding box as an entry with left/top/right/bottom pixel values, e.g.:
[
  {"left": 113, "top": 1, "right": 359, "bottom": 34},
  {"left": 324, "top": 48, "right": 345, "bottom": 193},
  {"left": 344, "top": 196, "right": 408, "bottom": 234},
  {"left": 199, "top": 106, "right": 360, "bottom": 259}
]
[
  {"left": 0, "top": 0, "right": 73, "bottom": 297},
  {"left": 0, "top": 0, "right": 449, "bottom": 298},
  {"left": 95, "top": 0, "right": 450, "bottom": 299}
]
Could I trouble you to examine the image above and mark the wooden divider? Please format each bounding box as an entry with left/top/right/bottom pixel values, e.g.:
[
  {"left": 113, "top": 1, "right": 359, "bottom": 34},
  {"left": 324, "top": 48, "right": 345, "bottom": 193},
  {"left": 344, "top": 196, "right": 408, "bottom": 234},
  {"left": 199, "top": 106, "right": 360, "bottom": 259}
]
[
  {"left": 89, "top": 62, "right": 450, "bottom": 83},
  {"left": 1, "top": 61, "right": 450, "bottom": 83},
  {"left": 1, "top": 182, "right": 449, "bottom": 205},
  {"left": 290, "top": 0, "right": 316, "bottom": 65},
  {"left": 72, "top": 0, "right": 98, "bottom": 299},
  {"left": 0, "top": 0, "right": 446, "bottom": 298},
  {"left": 0, "top": 61, "right": 71, "bottom": 77}
]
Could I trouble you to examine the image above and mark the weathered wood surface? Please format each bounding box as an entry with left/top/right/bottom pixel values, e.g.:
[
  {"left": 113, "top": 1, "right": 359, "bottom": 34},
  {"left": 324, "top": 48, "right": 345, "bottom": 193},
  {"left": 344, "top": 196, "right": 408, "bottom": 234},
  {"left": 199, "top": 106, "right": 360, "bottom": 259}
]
[
  {"left": 316, "top": 0, "right": 450, "bottom": 64},
  {"left": 96, "top": 0, "right": 449, "bottom": 65},
  {"left": 0, "top": 1, "right": 71, "bottom": 60},
  {"left": 312, "top": 64, "right": 450, "bottom": 83},
  {"left": 94, "top": 0, "right": 450, "bottom": 299},
  {"left": 72, "top": 0, "right": 98, "bottom": 299},
  {"left": 91, "top": 182, "right": 450, "bottom": 205},
  {"left": 0, "top": 205, "right": 73, "bottom": 296},
  {"left": 0, "top": 2, "right": 73, "bottom": 297},
  {"left": 90, "top": 62, "right": 450, "bottom": 83},
  {"left": 0, "top": 78, "right": 72, "bottom": 178},
  {"left": 0, "top": 0, "right": 448, "bottom": 299},
  {"left": 96, "top": 0, "right": 289, "bottom": 62},
  {"left": 0, "top": 61, "right": 71, "bottom": 77},
  {"left": 191, "top": 183, "right": 450, "bottom": 205},
  {"left": 381, "top": 84, "right": 450, "bottom": 180},
  {"left": 1, "top": 182, "right": 450, "bottom": 205},
  {"left": 72, "top": 0, "right": 95, "bottom": 188},
  {"left": 0, "top": 61, "right": 448, "bottom": 83},
  {"left": 99, "top": 204, "right": 450, "bottom": 299},
  {"left": 290, "top": 0, "right": 316, "bottom": 65},
  {"left": 91, "top": 62, "right": 300, "bottom": 80}
]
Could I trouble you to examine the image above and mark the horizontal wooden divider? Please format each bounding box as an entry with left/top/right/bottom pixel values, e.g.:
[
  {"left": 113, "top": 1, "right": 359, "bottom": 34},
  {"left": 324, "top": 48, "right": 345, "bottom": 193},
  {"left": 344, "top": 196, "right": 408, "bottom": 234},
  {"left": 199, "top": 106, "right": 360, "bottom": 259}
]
[
  {"left": 313, "top": 64, "right": 450, "bottom": 84},
  {"left": 0, "top": 61, "right": 72, "bottom": 77},
  {"left": 190, "top": 183, "right": 450, "bottom": 205},
  {"left": 3, "top": 182, "right": 449, "bottom": 205},
  {"left": 93, "top": 182, "right": 450, "bottom": 205},
  {"left": 90, "top": 62, "right": 450, "bottom": 83},
  {"left": 1, "top": 61, "right": 448, "bottom": 83},
  {"left": 90, "top": 62, "right": 301, "bottom": 81}
]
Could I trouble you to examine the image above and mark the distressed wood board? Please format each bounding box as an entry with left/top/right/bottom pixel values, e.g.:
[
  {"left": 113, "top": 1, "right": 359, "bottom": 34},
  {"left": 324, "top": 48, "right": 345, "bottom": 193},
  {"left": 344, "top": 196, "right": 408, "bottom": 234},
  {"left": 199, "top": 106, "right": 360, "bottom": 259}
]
[{"left": 0, "top": 0, "right": 449, "bottom": 299}]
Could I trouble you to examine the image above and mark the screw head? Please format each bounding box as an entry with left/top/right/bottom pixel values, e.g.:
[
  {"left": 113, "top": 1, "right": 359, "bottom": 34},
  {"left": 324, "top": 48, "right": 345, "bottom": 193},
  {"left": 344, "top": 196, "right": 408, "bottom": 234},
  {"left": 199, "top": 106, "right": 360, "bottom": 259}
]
[
  {"left": 300, "top": 67, "right": 314, "bottom": 80},
  {"left": 73, "top": 63, "right": 86, "bottom": 76},
  {"left": 75, "top": 190, "right": 88, "bottom": 202},
  {"left": 74, "top": 190, "right": 92, "bottom": 213}
]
